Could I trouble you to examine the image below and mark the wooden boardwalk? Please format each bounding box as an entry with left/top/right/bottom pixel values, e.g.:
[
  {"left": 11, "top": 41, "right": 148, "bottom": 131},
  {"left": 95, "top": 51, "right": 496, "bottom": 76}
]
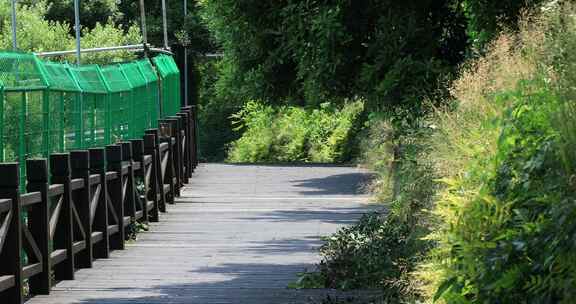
[{"left": 27, "top": 164, "right": 374, "bottom": 304}]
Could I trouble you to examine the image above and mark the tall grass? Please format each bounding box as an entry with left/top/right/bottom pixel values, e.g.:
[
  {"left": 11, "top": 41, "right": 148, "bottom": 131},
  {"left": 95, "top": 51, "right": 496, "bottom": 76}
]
[{"left": 418, "top": 3, "right": 576, "bottom": 302}]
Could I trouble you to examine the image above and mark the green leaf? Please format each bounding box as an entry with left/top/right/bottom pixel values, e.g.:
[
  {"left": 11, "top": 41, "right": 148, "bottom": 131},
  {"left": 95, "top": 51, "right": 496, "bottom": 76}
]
[{"left": 434, "top": 277, "right": 457, "bottom": 302}]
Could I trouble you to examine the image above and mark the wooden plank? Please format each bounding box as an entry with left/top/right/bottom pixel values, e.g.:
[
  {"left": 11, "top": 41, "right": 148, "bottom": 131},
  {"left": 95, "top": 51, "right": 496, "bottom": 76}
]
[
  {"left": 107, "top": 225, "right": 119, "bottom": 235},
  {"left": 20, "top": 192, "right": 42, "bottom": 207},
  {"left": 22, "top": 263, "right": 43, "bottom": 279},
  {"left": 0, "top": 199, "right": 11, "bottom": 213},
  {"left": 48, "top": 184, "right": 64, "bottom": 197},
  {"left": 89, "top": 174, "right": 101, "bottom": 186},
  {"left": 91, "top": 231, "right": 104, "bottom": 243},
  {"left": 70, "top": 178, "right": 85, "bottom": 191},
  {"left": 50, "top": 249, "right": 67, "bottom": 265},
  {"left": 73, "top": 240, "right": 86, "bottom": 254},
  {"left": 106, "top": 172, "right": 118, "bottom": 181},
  {"left": 0, "top": 275, "right": 15, "bottom": 292}
]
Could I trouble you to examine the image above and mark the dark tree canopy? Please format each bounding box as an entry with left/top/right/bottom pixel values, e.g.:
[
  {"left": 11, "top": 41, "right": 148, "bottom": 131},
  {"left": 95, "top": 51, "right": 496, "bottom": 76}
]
[{"left": 201, "top": 0, "right": 469, "bottom": 112}]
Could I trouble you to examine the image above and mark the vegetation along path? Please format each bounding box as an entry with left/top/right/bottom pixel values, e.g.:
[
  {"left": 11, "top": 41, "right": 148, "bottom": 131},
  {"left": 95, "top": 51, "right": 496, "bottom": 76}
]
[{"left": 27, "top": 164, "right": 374, "bottom": 304}]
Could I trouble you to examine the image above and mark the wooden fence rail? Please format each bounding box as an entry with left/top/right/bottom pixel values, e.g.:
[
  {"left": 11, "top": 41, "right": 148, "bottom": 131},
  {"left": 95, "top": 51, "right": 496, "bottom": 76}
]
[{"left": 0, "top": 106, "right": 198, "bottom": 304}]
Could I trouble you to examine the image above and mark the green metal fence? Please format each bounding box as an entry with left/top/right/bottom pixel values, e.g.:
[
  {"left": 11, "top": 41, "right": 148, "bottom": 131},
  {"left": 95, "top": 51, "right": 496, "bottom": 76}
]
[
  {"left": 153, "top": 55, "right": 180, "bottom": 117},
  {"left": 0, "top": 51, "right": 182, "bottom": 188}
]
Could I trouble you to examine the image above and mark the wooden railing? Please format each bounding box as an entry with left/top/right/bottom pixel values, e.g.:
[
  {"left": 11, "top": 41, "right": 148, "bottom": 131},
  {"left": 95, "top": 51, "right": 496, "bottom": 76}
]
[{"left": 0, "top": 106, "right": 198, "bottom": 304}]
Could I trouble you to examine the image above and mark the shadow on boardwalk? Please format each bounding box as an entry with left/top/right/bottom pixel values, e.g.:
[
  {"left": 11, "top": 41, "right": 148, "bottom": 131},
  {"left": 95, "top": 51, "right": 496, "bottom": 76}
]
[
  {"left": 239, "top": 206, "right": 370, "bottom": 225},
  {"left": 74, "top": 262, "right": 374, "bottom": 304},
  {"left": 293, "top": 173, "right": 376, "bottom": 196}
]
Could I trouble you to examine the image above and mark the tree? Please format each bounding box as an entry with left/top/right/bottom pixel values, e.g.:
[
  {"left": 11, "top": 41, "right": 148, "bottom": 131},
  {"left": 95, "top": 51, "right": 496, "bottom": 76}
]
[
  {"left": 37, "top": 0, "right": 121, "bottom": 32},
  {"left": 200, "top": 0, "right": 469, "bottom": 113},
  {"left": 462, "top": 0, "right": 546, "bottom": 51},
  {"left": 0, "top": 1, "right": 70, "bottom": 52}
]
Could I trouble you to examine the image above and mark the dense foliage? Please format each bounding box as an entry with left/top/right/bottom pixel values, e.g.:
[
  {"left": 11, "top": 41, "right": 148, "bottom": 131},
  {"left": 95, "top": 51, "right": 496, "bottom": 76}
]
[
  {"left": 200, "top": 0, "right": 467, "bottom": 113},
  {"left": 197, "top": 0, "right": 546, "bottom": 161},
  {"left": 300, "top": 2, "right": 576, "bottom": 303},
  {"left": 461, "top": 0, "right": 546, "bottom": 50},
  {"left": 227, "top": 101, "right": 364, "bottom": 163}
]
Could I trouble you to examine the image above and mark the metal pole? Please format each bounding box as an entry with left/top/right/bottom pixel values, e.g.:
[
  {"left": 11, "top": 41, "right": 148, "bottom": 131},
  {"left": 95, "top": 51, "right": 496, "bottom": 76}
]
[
  {"left": 184, "top": 0, "right": 189, "bottom": 106},
  {"left": 139, "top": 0, "right": 148, "bottom": 46},
  {"left": 74, "top": 0, "right": 81, "bottom": 65},
  {"left": 162, "top": 0, "right": 169, "bottom": 49},
  {"left": 10, "top": 0, "right": 18, "bottom": 50}
]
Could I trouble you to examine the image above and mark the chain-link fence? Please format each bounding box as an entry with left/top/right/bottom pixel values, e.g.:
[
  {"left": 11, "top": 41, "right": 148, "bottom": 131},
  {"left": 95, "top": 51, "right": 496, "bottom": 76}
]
[{"left": 0, "top": 51, "right": 182, "bottom": 188}]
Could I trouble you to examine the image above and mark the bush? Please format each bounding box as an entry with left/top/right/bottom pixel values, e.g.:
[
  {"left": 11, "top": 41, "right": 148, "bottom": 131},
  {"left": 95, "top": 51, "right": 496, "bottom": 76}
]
[{"left": 226, "top": 100, "right": 364, "bottom": 163}]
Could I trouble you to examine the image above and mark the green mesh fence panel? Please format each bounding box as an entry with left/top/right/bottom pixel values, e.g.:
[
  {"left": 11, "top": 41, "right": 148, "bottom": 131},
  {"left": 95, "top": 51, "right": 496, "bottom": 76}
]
[
  {"left": 165, "top": 56, "right": 181, "bottom": 116},
  {"left": 153, "top": 55, "right": 180, "bottom": 117},
  {"left": 68, "top": 65, "right": 110, "bottom": 148},
  {"left": 0, "top": 51, "right": 182, "bottom": 189},
  {"left": 0, "top": 52, "right": 48, "bottom": 91},
  {"left": 0, "top": 52, "right": 51, "bottom": 188},
  {"left": 137, "top": 59, "right": 160, "bottom": 128},
  {"left": 101, "top": 65, "right": 132, "bottom": 141},
  {"left": 120, "top": 62, "right": 148, "bottom": 137},
  {"left": 43, "top": 62, "right": 82, "bottom": 152}
]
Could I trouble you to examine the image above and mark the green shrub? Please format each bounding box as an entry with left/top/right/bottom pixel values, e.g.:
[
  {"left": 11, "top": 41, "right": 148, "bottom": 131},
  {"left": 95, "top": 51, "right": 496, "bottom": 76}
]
[
  {"left": 226, "top": 100, "right": 364, "bottom": 163},
  {"left": 227, "top": 101, "right": 276, "bottom": 162}
]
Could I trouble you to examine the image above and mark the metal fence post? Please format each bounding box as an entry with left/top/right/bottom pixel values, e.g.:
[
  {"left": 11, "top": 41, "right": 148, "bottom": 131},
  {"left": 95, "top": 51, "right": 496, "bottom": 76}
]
[
  {"left": 74, "top": 0, "right": 81, "bottom": 65},
  {"left": 11, "top": 0, "right": 18, "bottom": 50}
]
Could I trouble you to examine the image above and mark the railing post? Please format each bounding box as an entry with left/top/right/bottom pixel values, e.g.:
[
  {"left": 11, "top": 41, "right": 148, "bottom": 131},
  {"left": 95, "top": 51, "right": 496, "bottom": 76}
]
[
  {"left": 26, "top": 159, "right": 51, "bottom": 295},
  {"left": 167, "top": 117, "right": 183, "bottom": 193},
  {"left": 89, "top": 148, "right": 110, "bottom": 258},
  {"left": 70, "top": 151, "right": 93, "bottom": 269},
  {"left": 50, "top": 154, "right": 75, "bottom": 280},
  {"left": 0, "top": 163, "right": 23, "bottom": 303},
  {"left": 181, "top": 106, "right": 194, "bottom": 175},
  {"left": 130, "top": 139, "right": 149, "bottom": 223},
  {"left": 106, "top": 145, "right": 126, "bottom": 250},
  {"left": 160, "top": 119, "right": 178, "bottom": 200},
  {"left": 145, "top": 129, "right": 166, "bottom": 212},
  {"left": 191, "top": 105, "right": 199, "bottom": 169},
  {"left": 175, "top": 115, "right": 185, "bottom": 183},
  {"left": 178, "top": 110, "right": 191, "bottom": 182},
  {"left": 143, "top": 133, "right": 162, "bottom": 219},
  {"left": 120, "top": 142, "right": 136, "bottom": 221}
]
